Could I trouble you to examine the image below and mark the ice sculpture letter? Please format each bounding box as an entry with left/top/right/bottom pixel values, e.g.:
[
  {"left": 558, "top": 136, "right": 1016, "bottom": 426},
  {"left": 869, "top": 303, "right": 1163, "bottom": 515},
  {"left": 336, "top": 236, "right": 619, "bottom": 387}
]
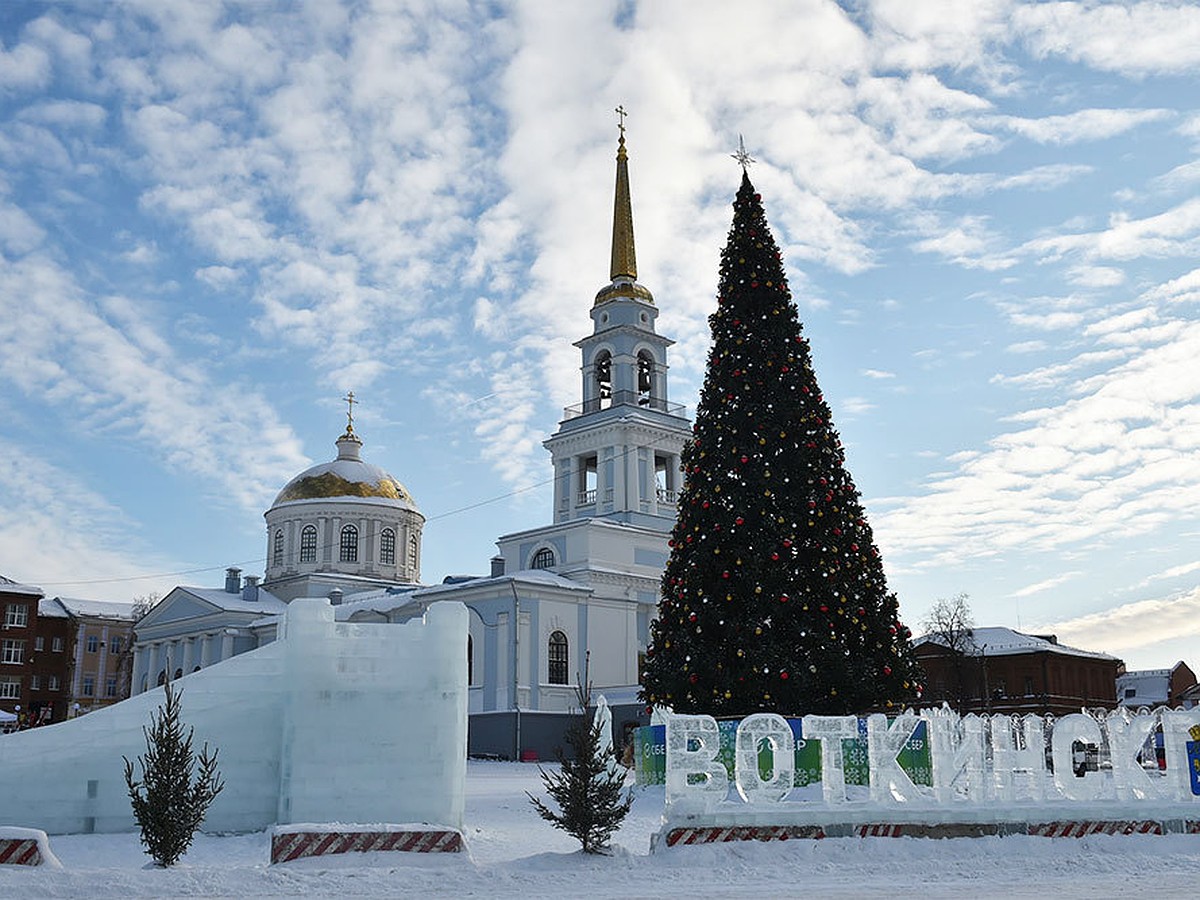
[
  {"left": 867, "top": 713, "right": 921, "bottom": 803},
  {"left": 665, "top": 714, "right": 728, "bottom": 811},
  {"left": 734, "top": 713, "right": 795, "bottom": 804},
  {"left": 926, "top": 709, "right": 986, "bottom": 803},
  {"left": 801, "top": 715, "right": 859, "bottom": 804},
  {"left": 1160, "top": 708, "right": 1200, "bottom": 802},
  {"left": 990, "top": 714, "right": 1047, "bottom": 803},
  {"left": 1106, "top": 710, "right": 1160, "bottom": 802},
  {"left": 1051, "top": 713, "right": 1105, "bottom": 801}
]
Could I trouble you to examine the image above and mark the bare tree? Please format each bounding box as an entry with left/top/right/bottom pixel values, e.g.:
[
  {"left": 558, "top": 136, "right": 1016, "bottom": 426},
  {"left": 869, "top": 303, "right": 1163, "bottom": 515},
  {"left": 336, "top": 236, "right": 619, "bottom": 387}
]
[
  {"left": 921, "top": 594, "right": 979, "bottom": 712},
  {"left": 115, "top": 593, "right": 160, "bottom": 698}
]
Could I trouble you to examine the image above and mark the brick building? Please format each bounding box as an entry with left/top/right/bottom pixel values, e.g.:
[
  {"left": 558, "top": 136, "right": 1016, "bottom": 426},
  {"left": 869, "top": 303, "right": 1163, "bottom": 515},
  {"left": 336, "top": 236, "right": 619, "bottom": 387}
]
[
  {"left": 1, "top": 575, "right": 44, "bottom": 731},
  {"left": 914, "top": 626, "right": 1124, "bottom": 716}
]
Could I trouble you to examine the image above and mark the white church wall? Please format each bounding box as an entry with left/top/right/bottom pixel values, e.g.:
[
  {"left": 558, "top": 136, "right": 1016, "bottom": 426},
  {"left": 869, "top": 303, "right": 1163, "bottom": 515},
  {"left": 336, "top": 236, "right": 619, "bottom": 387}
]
[
  {"left": 587, "top": 600, "right": 640, "bottom": 687},
  {"left": 0, "top": 599, "right": 469, "bottom": 835}
]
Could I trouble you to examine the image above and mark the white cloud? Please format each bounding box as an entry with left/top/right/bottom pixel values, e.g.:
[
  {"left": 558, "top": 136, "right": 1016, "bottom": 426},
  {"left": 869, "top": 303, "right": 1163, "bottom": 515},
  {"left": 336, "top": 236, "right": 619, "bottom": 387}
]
[
  {"left": 992, "top": 108, "right": 1172, "bottom": 145},
  {"left": 1016, "top": 1, "right": 1200, "bottom": 76},
  {"left": 862, "top": 369, "right": 896, "bottom": 379},
  {"left": 0, "top": 439, "right": 184, "bottom": 603},
  {"left": 1045, "top": 586, "right": 1200, "bottom": 658}
]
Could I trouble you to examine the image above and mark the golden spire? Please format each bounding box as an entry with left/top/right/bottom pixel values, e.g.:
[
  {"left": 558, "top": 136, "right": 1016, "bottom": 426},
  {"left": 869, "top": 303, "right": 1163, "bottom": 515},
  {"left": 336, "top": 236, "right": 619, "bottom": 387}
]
[
  {"left": 610, "top": 105, "right": 637, "bottom": 282},
  {"left": 595, "top": 106, "right": 653, "bottom": 306},
  {"left": 343, "top": 391, "right": 357, "bottom": 434}
]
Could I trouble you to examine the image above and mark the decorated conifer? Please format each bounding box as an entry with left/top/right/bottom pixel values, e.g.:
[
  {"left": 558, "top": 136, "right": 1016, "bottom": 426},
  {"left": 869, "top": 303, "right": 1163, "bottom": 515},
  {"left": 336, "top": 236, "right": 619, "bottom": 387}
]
[{"left": 640, "top": 167, "right": 920, "bottom": 717}]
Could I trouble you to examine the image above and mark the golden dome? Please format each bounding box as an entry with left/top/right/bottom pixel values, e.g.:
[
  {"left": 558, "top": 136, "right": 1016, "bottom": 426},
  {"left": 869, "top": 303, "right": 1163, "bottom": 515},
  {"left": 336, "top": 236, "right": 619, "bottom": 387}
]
[{"left": 270, "top": 432, "right": 419, "bottom": 511}]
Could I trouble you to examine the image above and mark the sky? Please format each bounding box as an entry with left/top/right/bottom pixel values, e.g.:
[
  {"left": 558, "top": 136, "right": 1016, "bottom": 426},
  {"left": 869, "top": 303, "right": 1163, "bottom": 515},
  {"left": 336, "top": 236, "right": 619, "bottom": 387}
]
[{"left": 1, "top": 0, "right": 1199, "bottom": 671}]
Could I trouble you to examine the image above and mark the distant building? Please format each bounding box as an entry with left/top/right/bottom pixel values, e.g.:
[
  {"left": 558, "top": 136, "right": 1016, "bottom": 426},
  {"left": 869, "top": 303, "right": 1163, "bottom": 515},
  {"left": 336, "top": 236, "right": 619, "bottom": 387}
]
[
  {"left": 1117, "top": 660, "right": 1196, "bottom": 708},
  {"left": 47, "top": 597, "right": 138, "bottom": 715},
  {"left": 30, "top": 597, "right": 74, "bottom": 725},
  {"left": 1, "top": 575, "right": 44, "bottom": 730},
  {"left": 913, "top": 626, "right": 1124, "bottom": 716}
]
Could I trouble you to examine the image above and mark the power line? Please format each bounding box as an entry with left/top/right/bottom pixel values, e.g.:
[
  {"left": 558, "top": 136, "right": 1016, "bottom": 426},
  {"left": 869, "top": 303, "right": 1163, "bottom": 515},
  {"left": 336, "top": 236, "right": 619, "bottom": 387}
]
[{"left": 38, "top": 443, "right": 655, "bottom": 590}]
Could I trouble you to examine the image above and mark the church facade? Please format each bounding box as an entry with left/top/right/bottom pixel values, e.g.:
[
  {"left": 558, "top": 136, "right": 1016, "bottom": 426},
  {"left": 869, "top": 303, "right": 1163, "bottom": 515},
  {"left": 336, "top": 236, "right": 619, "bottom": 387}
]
[{"left": 130, "top": 128, "right": 690, "bottom": 759}]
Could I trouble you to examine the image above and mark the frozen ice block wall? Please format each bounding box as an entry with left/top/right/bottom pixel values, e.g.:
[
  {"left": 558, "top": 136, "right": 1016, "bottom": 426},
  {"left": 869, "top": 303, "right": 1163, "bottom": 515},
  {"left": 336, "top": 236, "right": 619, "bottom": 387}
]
[
  {"left": 276, "top": 599, "right": 468, "bottom": 829},
  {"left": 0, "top": 599, "right": 469, "bottom": 834},
  {"left": 0, "top": 641, "right": 287, "bottom": 834}
]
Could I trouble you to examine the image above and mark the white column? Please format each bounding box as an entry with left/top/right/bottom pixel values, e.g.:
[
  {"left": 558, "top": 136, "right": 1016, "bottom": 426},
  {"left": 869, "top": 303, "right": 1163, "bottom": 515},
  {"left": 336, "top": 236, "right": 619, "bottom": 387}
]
[
  {"left": 181, "top": 636, "right": 195, "bottom": 675},
  {"left": 146, "top": 642, "right": 161, "bottom": 688},
  {"left": 221, "top": 631, "right": 235, "bottom": 662},
  {"left": 131, "top": 645, "right": 145, "bottom": 695},
  {"left": 200, "top": 634, "right": 213, "bottom": 668}
]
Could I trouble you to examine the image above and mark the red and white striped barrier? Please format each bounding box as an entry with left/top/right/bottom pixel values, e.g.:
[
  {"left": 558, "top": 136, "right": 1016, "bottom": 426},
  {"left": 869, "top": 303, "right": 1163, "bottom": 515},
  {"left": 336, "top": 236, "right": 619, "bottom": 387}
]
[
  {"left": 1027, "top": 820, "right": 1162, "bottom": 838},
  {"left": 0, "top": 838, "right": 41, "bottom": 866},
  {"left": 664, "top": 825, "right": 826, "bottom": 846},
  {"left": 270, "top": 828, "right": 463, "bottom": 864}
]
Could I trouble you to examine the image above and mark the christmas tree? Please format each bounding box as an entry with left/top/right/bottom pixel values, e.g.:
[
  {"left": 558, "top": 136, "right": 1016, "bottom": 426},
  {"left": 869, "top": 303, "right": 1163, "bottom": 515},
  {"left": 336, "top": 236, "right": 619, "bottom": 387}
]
[{"left": 641, "top": 167, "right": 920, "bottom": 717}]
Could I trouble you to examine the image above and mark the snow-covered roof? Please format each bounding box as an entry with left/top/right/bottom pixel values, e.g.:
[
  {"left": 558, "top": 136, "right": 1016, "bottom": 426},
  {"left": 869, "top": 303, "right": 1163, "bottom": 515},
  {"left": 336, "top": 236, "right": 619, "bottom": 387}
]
[
  {"left": 52, "top": 597, "right": 137, "bottom": 621},
  {"left": 413, "top": 569, "right": 592, "bottom": 598},
  {"left": 177, "top": 586, "right": 289, "bottom": 615},
  {"left": 333, "top": 584, "right": 423, "bottom": 620},
  {"left": 37, "top": 597, "right": 70, "bottom": 617},
  {"left": 916, "top": 626, "right": 1119, "bottom": 661},
  {"left": 1116, "top": 669, "right": 1171, "bottom": 704},
  {"left": 0, "top": 574, "right": 43, "bottom": 596}
]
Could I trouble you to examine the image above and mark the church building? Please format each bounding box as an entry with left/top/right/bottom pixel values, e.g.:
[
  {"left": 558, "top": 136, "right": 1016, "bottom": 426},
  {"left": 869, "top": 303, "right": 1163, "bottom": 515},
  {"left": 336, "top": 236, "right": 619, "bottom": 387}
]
[{"left": 130, "top": 125, "right": 691, "bottom": 759}]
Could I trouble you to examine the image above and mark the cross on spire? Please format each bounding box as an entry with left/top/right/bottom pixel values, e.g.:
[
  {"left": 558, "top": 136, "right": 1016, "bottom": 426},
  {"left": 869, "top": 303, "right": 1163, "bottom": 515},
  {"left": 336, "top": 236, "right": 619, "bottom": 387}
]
[
  {"left": 615, "top": 104, "right": 628, "bottom": 137},
  {"left": 343, "top": 391, "right": 356, "bottom": 434},
  {"left": 731, "top": 134, "right": 756, "bottom": 171}
]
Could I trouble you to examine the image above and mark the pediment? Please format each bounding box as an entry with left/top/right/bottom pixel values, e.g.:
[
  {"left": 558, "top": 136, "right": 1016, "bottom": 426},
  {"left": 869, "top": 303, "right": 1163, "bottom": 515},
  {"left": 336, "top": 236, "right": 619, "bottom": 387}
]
[{"left": 138, "top": 590, "right": 219, "bottom": 629}]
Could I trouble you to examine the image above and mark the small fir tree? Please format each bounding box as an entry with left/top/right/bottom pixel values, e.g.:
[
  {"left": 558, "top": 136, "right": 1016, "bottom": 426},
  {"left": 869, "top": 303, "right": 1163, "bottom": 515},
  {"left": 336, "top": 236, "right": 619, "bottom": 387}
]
[
  {"left": 527, "top": 684, "right": 634, "bottom": 854},
  {"left": 123, "top": 679, "right": 225, "bottom": 867},
  {"left": 641, "top": 168, "right": 921, "bottom": 717}
]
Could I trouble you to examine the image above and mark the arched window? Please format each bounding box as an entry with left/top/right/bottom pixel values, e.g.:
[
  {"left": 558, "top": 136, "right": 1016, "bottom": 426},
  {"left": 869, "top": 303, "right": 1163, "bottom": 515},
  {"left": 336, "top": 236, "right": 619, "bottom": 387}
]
[
  {"left": 380, "top": 528, "right": 396, "bottom": 566},
  {"left": 273, "top": 529, "right": 284, "bottom": 567},
  {"left": 637, "top": 350, "right": 655, "bottom": 405},
  {"left": 157, "top": 670, "right": 167, "bottom": 686},
  {"left": 174, "top": 668, "right": 183, "bottom": 680},
  {"left": 340, "top": 525, "right": 359, "bottom": 563},
  {"left": 408, "top": 534, "right": 418, "bottom": 572},
  {"left": 467, "top": 634, "right": 473, "bottom": 686},
  {"left": 530, "top": 547, "right": 555, "bottom": 570},
  {"left": 594, "top": 350, "right": 612, "bottom": 409},
  {"left": 300, "top": 525, "right": 318, "bottom": 563},
  {"left": 548, "top": 631, "right": 569, "bottom": 685}
]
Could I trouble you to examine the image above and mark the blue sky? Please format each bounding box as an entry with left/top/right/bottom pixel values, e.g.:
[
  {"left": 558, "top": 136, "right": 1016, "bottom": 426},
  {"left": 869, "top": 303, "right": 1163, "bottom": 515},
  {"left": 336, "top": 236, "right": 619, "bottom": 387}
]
[{"left": 2, "top": 1, "right": 1199, "bottom": 670}]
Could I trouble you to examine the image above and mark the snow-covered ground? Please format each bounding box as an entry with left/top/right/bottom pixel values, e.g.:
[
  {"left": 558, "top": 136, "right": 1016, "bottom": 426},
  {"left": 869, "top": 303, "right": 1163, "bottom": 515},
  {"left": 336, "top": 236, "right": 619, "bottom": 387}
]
[{"left": 4, "top": 760, "right": 1200, "bottom": 898}]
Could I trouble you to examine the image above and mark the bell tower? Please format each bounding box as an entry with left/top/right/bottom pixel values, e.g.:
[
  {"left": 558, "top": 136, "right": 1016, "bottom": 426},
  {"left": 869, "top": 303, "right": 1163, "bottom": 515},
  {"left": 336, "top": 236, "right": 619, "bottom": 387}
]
[{"left": 543, "top": 120, "right": 691, "bottom": 530}]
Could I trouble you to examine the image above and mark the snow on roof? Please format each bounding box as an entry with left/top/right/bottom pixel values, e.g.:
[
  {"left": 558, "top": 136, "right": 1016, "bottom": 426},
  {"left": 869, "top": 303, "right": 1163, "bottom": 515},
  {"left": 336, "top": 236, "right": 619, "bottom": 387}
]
[
  {"left": 37, "top": 597, "right": 71, "bottom": 617},
  {"left": 916, "top": 626, "right": 1118, "bottom": 661},
  {"left": 0, "top": 574, "right": 44, "bottom": 596},
  {"left": 52, "top": 597, "right": 138, "bottom": 620},
  {"left": 414, "top": 569, "right": 591, "bottom": 598},
  {"left": 1116, "top": 669, "right": 1172, "bottom": 704},
  {"left": 178, "top": 586, "right": 289, "bottom": 614}
]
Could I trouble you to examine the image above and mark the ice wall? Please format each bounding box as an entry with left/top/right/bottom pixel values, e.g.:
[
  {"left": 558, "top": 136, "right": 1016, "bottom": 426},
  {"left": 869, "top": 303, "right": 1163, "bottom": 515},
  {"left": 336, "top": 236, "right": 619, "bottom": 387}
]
[{"left": 0, "top": 599, "right": 468, "bottom": 834}]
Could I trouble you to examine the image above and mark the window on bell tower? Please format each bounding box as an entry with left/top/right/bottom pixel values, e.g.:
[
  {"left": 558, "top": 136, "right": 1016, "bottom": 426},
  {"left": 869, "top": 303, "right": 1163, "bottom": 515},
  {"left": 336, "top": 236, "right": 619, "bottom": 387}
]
[
  {"left": 272, "top": 529, "right": 284, "bottom": 567},
  {"left": 594, "top": 351, "right": 612, "bottom": 410},
  {"left": 637, "top": 350, "right": 654, "bottom": 406},
  {"left": 579, "top": 455, "right": 598, "bottom": 505},
  {"left": 380, "top": 528, "right": 396, "bottom": 566}
]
